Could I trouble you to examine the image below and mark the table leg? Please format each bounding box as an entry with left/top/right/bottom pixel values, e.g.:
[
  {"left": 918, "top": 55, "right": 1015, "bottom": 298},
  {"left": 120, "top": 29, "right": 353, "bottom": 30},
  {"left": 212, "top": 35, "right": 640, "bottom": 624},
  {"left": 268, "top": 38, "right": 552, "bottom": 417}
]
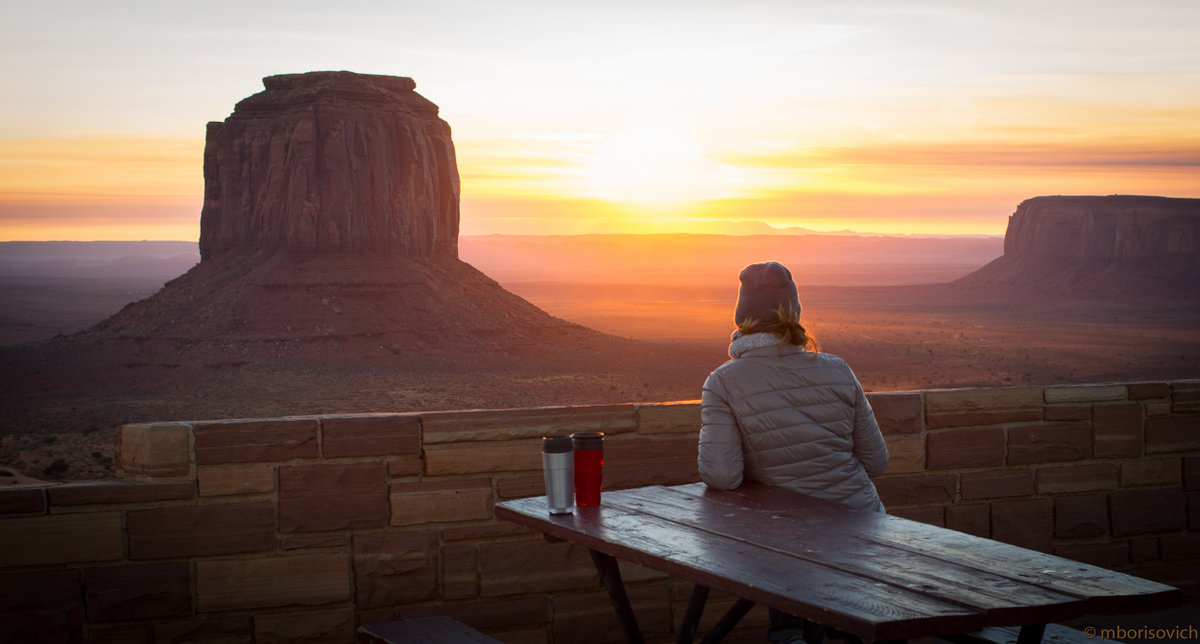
[
  {"left": 699, "top": 597, "right": 755, "bottom": 644},
  {"left": 1016, "top": 624, "right": 1046, "bottom": 644},
  {"left": 589, "top": 549, "right": 645, "bottom": 644},
  {"left": 677, "top": 585, "right": 710, "bottom": 643}
]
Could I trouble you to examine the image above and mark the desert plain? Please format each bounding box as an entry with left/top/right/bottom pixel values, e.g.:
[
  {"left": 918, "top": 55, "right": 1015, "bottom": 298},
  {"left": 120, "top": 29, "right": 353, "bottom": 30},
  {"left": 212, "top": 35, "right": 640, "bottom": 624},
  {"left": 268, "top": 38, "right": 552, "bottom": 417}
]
[{"left": 1, "top": 235, "right": 1198, "bottom": 483}]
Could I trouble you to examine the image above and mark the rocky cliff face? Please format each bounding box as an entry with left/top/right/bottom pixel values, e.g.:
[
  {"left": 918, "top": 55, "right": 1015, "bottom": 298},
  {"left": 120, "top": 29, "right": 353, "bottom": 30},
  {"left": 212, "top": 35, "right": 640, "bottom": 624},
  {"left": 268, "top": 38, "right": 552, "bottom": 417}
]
[
  {"left": 198, "top": 71, "right": 460, "bottom": 259},
  {"left": 958, "top": 195, "right": 1200, "bottom": 298},
  {"left": 1003, "top": 195, "right": 1200, "bottom": 260}
]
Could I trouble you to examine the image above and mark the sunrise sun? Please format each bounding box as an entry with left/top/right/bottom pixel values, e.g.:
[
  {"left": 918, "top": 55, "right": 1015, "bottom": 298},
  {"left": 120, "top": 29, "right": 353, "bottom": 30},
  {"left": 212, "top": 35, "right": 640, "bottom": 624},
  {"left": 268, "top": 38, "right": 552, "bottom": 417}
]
[{"left": 583, "top": 129, "right": 733, "bottom": 205}]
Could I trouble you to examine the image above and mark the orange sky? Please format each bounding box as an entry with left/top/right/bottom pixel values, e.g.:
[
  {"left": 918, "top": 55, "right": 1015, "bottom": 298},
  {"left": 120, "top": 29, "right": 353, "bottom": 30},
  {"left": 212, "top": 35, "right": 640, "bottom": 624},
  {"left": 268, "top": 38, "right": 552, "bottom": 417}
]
[{"left": 1, "top": 2, "right": 1197, "bottom": 241}]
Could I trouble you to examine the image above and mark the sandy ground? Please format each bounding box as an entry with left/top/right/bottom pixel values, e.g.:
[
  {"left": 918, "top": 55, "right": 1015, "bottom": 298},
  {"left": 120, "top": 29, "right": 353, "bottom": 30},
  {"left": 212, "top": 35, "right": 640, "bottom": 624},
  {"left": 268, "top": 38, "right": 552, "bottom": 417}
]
[{"left": 2, "top": 278, "right": 1197, "bottom": 484}]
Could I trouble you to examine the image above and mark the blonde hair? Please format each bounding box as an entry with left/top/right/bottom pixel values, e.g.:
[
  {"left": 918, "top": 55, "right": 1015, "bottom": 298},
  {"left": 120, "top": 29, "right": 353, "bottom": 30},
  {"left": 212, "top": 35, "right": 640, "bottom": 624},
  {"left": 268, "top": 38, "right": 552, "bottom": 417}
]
[{"left": 738, "top": 304, "right": 819, "bottom": 353}]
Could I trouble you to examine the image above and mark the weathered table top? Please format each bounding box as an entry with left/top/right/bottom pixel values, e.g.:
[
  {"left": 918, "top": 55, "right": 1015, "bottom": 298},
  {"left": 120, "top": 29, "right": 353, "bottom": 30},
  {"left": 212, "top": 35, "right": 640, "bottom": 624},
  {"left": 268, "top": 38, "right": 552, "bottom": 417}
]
[{"left": 494, "top": 482, "right": 1180, "bottom": 642}]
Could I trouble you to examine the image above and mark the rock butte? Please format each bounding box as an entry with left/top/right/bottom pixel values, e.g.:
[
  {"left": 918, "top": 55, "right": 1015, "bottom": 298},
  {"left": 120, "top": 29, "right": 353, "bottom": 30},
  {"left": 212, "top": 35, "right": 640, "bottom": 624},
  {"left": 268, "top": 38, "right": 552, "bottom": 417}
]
[
  {"left": 957, "top": 195, "right": 1200, "bottom": 298},
  {"left": 95, "top": 71, "right": 602, "bottom": 353},
  {"left": 199, "top": 71, "right": 459, "bottom": 259}
]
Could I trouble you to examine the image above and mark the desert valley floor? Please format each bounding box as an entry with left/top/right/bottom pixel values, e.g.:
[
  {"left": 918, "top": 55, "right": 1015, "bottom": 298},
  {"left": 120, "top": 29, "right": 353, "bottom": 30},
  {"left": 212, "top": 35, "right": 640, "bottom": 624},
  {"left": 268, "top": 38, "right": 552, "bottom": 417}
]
[{"left": 3, "top": 273, "right": 1198, "bottom": 483}]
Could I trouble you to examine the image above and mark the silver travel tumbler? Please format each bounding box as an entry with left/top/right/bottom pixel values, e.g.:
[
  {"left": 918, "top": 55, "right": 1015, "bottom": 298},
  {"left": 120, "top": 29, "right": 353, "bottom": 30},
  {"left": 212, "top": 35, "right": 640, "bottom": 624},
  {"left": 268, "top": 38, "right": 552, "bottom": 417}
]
[{"left": 542, "top": 434, "right": 574, "bottom": 515}]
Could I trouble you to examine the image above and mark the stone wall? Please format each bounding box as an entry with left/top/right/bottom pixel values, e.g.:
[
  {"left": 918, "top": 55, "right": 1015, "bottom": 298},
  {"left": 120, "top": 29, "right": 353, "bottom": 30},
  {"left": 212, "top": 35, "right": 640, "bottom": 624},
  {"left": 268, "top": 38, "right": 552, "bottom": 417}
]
[{"left": 1, "top": 381, "right": 1197, "bottom": 643}]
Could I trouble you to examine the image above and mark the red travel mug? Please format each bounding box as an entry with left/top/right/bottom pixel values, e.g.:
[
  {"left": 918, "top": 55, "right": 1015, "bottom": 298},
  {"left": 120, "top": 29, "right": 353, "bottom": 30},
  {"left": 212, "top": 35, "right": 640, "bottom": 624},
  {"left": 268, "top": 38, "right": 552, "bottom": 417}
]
[{"left": 571, "top": 432, "right": 604, "bottom": 507}]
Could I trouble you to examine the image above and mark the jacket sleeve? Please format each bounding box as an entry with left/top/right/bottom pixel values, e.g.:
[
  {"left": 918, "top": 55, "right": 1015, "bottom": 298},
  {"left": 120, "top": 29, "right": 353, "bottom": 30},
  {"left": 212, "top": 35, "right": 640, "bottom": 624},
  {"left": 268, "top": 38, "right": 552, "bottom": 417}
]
[
  {"left": 698, "top": 372, "right": 744, "bottom": 490},
  {"left": 851, "top": 379, "right": 889, "bottom": 478}
]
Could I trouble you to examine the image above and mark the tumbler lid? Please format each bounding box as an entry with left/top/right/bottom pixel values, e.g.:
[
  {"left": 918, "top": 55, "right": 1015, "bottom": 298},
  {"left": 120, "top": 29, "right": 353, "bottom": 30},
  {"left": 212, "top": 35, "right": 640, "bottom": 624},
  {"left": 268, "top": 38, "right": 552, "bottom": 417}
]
[
  {"left": 571, "top": 432, "right": 605, "bottom": 450},
  {"left": 542, "top": 434, "right": 574, "bottom": 453}
]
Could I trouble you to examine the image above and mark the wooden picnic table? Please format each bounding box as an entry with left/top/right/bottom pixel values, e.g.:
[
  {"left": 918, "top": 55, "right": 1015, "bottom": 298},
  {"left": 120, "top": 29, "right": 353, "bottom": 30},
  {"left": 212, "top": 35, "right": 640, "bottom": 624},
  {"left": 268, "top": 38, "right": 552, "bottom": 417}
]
[{"left": 494, "top": 482, "right": 1180, "bottom": 644}]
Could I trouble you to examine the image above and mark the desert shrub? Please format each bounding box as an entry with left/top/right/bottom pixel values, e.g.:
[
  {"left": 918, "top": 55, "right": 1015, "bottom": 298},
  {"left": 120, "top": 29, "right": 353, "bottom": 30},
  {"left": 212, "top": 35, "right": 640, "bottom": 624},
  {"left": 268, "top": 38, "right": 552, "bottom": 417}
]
[{"left": 42, "top": 458, "right": 69, "bottom": 477}]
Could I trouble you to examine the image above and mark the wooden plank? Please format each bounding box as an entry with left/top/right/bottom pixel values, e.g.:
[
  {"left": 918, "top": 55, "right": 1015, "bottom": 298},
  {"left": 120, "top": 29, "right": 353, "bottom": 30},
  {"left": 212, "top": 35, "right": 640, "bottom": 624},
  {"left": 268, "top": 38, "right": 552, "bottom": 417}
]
[
  {"left": 657, "top": 483, "right": 1179, "bottom": 615},
  {"left": 607, "top": 484, "right": 1085, "bottom": 627},
  {"left": 495, "top": 496, "right": 983, "bottom": 641}
]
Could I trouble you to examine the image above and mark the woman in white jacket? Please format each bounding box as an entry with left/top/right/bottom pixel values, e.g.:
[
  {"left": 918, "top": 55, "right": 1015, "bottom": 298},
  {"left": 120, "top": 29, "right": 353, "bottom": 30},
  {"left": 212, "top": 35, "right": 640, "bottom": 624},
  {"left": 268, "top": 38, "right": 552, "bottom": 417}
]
[{"left": 698, "top": 261, "right": 889, "bottom": 644}]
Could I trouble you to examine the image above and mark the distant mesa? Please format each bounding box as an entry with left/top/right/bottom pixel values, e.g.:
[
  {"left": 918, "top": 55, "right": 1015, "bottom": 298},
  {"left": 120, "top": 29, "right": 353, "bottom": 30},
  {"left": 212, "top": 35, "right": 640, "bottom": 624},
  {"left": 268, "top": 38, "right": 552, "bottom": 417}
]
[{"left": 956, "top": 195, "right": 1200, "bottom": 298}]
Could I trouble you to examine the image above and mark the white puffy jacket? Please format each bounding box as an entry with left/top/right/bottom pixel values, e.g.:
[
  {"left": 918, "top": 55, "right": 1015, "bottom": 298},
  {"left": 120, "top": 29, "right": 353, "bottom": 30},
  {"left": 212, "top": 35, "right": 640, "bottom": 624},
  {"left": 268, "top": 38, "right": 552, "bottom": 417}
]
[{"left": 698, "top": 333, "right": 889, "bottom": 512}]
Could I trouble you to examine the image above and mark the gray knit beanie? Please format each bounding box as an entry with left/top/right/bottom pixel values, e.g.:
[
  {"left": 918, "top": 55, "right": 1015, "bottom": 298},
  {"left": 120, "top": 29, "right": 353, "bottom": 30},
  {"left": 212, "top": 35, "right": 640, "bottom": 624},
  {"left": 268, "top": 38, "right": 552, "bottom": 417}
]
[{"left": 735, "top": 261, "right": 801, "bottom": 330}]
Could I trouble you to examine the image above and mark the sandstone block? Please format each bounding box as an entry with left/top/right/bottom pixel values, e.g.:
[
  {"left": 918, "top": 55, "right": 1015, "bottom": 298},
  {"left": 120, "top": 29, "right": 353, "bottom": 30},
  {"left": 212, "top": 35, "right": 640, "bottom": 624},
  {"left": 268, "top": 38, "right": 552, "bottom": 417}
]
[
  {"left": 1129, "top": 537, "right": 1160, "bottom": 562},
  {"left": 1055, "top": 542, "right": 1129, "bottom": 570},
  {"left": 152, "top": 616, "right": 253, "bottom": 642},
  {"left": 553, "top": 584, "right": 673, "bottom": 644},
  {"left": 254, "top": 609, "right": 355, "bottom": 644},
  {"left": 925, "top": 428, "right": 1005, "bottom": 469},
  {"left": 1146, "top": 415, "right": 1200, "bottom": 453},
  {"left": 991, "top": 498, "right": 1053, "bottom": 552},
  {"left": 116, "top": 423, "right": 191, "bottom": 478},
  {"left": 352, "top": 530, "right": 439, "bottom": 607},
  {"left": 868, "top": 392, "right": 923, "bottom": 435},
  {"left": 387, "top": 457, "right": 424, "bottom": 478},
  {"left": 421, "top": 404, "right": 636, "bottom": 444},
  {"left": 1172, "top": 382, "right": 1200, "bottom": 413},
  {"left": 193, "top": 418, "right": 318, "bottom": 465},
  {"left": 0, "top": 569, "right": 82, "bottom": 644},
  {"left": 196, "top": 553, "right": 350, "bottom": 612},
  {"left": 926, "top": 387, "right": 1042, "bottom": 413},
  {"left": 49, "top": 481, "right": 194, "bottom": 506},
  {"left": 1128, "top": 383, "right": 1171, "bottom": 400},
  {"left": 946, "top": 503, "right": 990, "bottom": 537},
  {"left": 0, "top": 512, "right": 122, "bottom": 566},
  {"left": 1007, "top": 423, "right": 1092, "bottom": 464},
  {"left": 1145, "top": 400, "right": 1173, "bottom": 416},
  {"left": 321, "top": 413, "right": 420, "bottom": 458},
  {"left": 128, "top": 501, "right": 274, "bottom": 559},
  {"left": 0, "top": 487, "right": 45, "bottom": 514},
  {"left": 1053, "top": 494, "right": 1109, "bottom": 539},
  {"left": 442, "top": 543, "right": 480, "bottom": 599},
  {"left": 198, "top": 465, "right": 275, "bottom": 497},
  {"left": 636, "top": 402, "right": 701, "bottom": 434},
  {"left": 1110, "top": 488, "right": 1187, "bottom": 536},
  {"left": 278, "top": 462, "right": 388, "bottom": 532},
  {"left": 874, "top": 473, "right": 957, "bottom": 507},
  {"left": 424, "top": 440, "right": 540, "bottom": 475},
  {"left": 883, "top": 437, "right": 924, "bottom": 474},
  {"left": 279, "top": 533, "right": 351, "bottom": 550},
  {"left": 496, "top": 473, "right": 544, "bottom": 500},
  {"left": 1044, "top": 405, "right": 1091, "bottom": 421},
  {"left": 389, "top": 477, "right": 493, "bottom": 526},
  {"left": 889, "top": 506, "right": 945, "bottom": 527},
  {"left": 927, "top": 408, "right": 1043, "bottom": 430},
  {"left": 85, "top": 563, "right": 191, "bottom": 623},
  {"left": 1093, "top": 403, "right": 1145, "bottom": 458},
  {"left": 1036, "top": 463, "right": 1119, "bottom": 494},
  {"left": 1161, "top": 534, "right": 1200, "bottom": 561},
  {"left": 960, "top": 469, "right": 1034, "bottom": 500},
  {"left": 479, "top": 539, "right": 595, "bottom": 596},
  {"left": 441, "top": 522, "right": 529, "bottom": 542},
  {"left": 1044, "top": 385, "right": 1127, "bottom": 404},
  {"left": 1121, "top": 458, "right": 1182, "bottom": 487},
  {"left": 605, "top": 434, "right": 700, "bottom": 488}
]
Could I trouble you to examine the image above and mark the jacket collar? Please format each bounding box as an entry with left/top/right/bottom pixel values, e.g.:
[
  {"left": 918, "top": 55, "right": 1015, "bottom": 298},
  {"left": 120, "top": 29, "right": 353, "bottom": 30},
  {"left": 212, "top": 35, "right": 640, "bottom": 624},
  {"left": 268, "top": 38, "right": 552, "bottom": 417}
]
[{"left": 729, "top": 331, "right": 785, "bottom": 359}]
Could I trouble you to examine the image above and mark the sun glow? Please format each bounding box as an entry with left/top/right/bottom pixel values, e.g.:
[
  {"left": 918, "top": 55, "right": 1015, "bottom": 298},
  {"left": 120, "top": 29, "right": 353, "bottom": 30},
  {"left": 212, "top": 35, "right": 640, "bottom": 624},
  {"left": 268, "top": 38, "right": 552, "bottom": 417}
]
[{"left": 583, "top": 129, "right": 736, "bottom": 205}]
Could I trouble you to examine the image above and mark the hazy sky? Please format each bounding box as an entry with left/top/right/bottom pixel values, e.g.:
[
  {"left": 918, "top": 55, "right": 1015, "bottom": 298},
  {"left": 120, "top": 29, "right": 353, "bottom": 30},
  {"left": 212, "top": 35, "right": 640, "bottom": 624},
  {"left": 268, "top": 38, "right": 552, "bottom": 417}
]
[{"left": 1, "top": 0, "right": 1197, "bottom": 240}]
